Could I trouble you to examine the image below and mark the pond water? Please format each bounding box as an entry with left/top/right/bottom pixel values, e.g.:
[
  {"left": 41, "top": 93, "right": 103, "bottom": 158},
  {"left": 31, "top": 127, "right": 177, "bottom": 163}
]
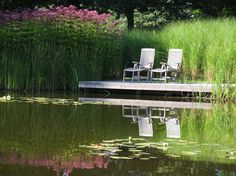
[{"left": 0, "top": 93, "right": 236, "bottom": 176}]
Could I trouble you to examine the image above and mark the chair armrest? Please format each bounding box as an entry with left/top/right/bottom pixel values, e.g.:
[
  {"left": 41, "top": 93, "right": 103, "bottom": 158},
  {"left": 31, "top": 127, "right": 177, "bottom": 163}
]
[
  {"left": 133, "top": 62, "right": 146, "bottom": 69},
  {"left": 160, "top": 62, "right": 167, "bottom": 69},
  {"left": 176, "top": 63, "right": 181, "bottom": 71},
  {"left": 131, "top": 61, "right": 140, "bottom": 69},
  {"left": 160, "top": 62, "right": 167, "bottom": 65},
  {"left": 149, "top": 63, "right": 154, "bottom": 70}
]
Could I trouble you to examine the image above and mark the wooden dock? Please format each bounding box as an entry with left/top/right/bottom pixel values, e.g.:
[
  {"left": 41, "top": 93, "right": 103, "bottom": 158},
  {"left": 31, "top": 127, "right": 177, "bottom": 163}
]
[
  {"left": 79, "top": 81, "right": 214, "bottom": 93},
  {"left": 79, "top": 97, "right": 212, "bottom": 110}
]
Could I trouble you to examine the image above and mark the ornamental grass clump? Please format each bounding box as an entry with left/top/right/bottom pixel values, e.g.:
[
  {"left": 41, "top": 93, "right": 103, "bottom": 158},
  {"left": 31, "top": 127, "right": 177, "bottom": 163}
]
[
  {"left": 156, "top": 18, "right": 236, "bottom": 99},
  {"left": 157, "top": 18, "right": 236, "bottom": 85},
  {"left": 0, "top": 5, "right": 124, "bottom": 91}
]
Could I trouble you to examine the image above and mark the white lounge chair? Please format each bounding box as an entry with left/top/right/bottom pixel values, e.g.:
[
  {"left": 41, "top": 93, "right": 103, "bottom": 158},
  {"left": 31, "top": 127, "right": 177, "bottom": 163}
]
[
  {"left": 151, "top": 49, "right": 183, "bottom": 83},
  {"left": 123, "top": 48, "right": 155, "bottom": 82}
]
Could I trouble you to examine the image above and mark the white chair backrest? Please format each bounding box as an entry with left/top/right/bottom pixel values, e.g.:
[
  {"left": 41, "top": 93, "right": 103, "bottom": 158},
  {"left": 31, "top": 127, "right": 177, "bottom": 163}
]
[
  {"left": 138, "top": 117, "right": 153, "bottom": 137},
  {"left": 167, "top": 49, "right": 183, "bottom": 70},
  {"left": 139, "top": 48, "right": 155, "bottom": 69}
]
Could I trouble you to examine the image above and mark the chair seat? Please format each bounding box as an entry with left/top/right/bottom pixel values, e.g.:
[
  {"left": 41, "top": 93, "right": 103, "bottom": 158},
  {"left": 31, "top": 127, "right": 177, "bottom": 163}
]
[
  {"left": 151, "top": 68, "right": 177, "bottom": 73},
  {"left": 124, "top": 68, "right": 147, "bottom": 72}
]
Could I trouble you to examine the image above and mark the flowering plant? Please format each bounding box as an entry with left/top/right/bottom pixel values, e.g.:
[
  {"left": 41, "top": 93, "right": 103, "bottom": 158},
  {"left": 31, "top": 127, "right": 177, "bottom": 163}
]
[{"left": 0, "top": 5, "right": 123, "bottom": 35}]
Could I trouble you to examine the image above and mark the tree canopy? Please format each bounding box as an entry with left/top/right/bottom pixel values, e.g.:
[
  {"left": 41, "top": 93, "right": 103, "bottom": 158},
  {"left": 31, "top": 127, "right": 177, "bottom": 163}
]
[{"left": 1, "top": 0, "right": 236, "bottom": 29}]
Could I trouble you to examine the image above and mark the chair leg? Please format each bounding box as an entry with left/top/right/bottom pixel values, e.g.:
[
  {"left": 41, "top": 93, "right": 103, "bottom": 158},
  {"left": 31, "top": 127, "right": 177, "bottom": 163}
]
[
  {"left": 137, "top": 71, "right": 140, "bottom": 82},
  {"left": 123, "top": 70, "right": 125, "bottom": 82},
  {"left": 164, "top": 72, "right": 167, "bottom": 83},
  {"left": 132, "top": 71, "right": 134, "bottom": 82},
  {"left": 173, "top": 72, "right": 176, "bottom": 83},
  {"left": 150, "top": 71, "right": 153, "bottom": 82}
]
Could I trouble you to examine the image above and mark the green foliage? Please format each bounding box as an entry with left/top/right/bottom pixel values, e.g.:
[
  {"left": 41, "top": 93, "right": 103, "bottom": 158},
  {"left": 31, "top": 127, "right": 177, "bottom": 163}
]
[
  {"left": 134, "top": 10, "right": 167, "bottom": 29},
  {"left": 121, "top": 30, "right": 159, "bottom": 68},
  {"left": 189, "top": 0, "right": 236, "bottom": 17},
  {"left": 0, "top": 19, "right": 122, "bottom": 91},
  {"left": 157, "top": 18, "right": 236, "bottom": 85},
  {"left": 1, "top": 17, "right": 236, "bottom": 99},
  {"left": 121, "top": 18, "right": 236, "bottom": 99}
]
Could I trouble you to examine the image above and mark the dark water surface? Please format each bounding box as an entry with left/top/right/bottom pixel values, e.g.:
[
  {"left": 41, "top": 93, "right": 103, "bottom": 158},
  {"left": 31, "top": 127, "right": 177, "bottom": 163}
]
[{"left": 0, "top": 93, "right": 236, "bottom": 176}]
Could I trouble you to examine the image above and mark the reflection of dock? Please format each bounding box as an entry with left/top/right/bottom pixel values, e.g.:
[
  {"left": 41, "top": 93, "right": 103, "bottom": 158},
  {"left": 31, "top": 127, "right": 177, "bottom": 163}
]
[
  {"left": 79, "top": 97, "right": 212, "bottom": 138},
  {"left": 79, "top": 98, "right": 212, "bottom": 110}
]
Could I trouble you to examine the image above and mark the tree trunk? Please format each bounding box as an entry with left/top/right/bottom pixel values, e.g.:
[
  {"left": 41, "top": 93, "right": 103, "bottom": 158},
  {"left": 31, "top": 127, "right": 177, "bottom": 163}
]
[{"left": 125, "top": 8, "right": 134, "bottom": 30}]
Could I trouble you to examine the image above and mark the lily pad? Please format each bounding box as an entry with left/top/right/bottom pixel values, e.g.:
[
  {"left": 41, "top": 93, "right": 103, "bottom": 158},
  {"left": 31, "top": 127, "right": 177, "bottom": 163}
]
[
  {"left": 103, "top": 140, "right": 116, "bottom": 143},
  {"left": 110, "top": 156, "right": 132, "bottom": 160},
  {"left": 166, "top": 154, "right": 181, "bottom": 158},
  {"left": 181, "top": 151, "right": 198, "bottom": 156},
  {"left": 129, "top": 149, "right": 143, "bottom": 152},
  {"left": 140, "top": 158, "right": 150, "bottom": 160},
  {"left": 141, "top": 152, "right": 151, "bottom": 155},
  {"left": 97, "top": 153, "right": 106, "bottom": 156},
  {"left": 132, "top": 138, "right": 146, "bottom": 141}
]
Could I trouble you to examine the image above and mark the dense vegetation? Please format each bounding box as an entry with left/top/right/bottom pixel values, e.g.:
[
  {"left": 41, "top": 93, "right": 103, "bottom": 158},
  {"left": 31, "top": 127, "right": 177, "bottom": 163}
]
[
  {"left": 0, "top": 6, "right": 236, "bottom": 98},
  {"left": 124, "top": 19, "right": 236, "bottom": 83},
  {"left": 0, "top": 6, "right": 123, "bottom": 91},
  {"left": 124, "top": 19, "right": 236, "bottom": 99}
]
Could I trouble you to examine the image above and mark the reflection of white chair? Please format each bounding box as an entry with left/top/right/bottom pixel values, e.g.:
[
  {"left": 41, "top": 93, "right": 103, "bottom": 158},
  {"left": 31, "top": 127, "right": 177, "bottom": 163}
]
[
  {"left": 151, "top": 49, "right": 183, "bottom": 83},
  {"left": 122, "top": 106, "right": 179, "bottom": 138},
  {"left": 150, "top": 107, "right": 170, "bottom": 123},
  {"left": 138, "top": 117, "right": 153, "bottom": 137},
  {"left": 122, "top": 106, "right": 150, "bottom": 118},
  {"left": 123, "top": 48, "right": 155, "bottom": 82},
  {"left": 166, "top": 118, "right": 180, "bottom": 138},
  {"left": 122, "top": 106, "right": 139, "bottom": 118}
]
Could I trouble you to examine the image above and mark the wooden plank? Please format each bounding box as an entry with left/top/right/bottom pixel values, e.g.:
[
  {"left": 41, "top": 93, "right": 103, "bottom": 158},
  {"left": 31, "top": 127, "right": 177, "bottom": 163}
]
[
  {"left": 79, "top": 97, "right": 212, "bottom": 110},
  {"left": 79, "top": 81, "right": 213, "bottom": 93}
]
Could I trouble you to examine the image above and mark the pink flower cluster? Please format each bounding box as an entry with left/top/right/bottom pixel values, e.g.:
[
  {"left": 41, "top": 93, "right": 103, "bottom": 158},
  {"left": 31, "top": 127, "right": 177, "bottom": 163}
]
[{"left": 0, "top": 5, "right": 112, "bottom": 24}]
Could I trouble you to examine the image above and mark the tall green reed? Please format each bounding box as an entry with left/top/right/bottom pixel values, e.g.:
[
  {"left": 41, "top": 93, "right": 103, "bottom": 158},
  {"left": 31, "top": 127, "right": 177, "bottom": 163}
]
[
  {"left": 125, "top": 19, "right": 236, "bottom": 99},
  {"left": 157, "top": 18, "right": 236, "bottom": 85},
  {"left": 0, "top": 20, "right": 123, "bottom": 91}
]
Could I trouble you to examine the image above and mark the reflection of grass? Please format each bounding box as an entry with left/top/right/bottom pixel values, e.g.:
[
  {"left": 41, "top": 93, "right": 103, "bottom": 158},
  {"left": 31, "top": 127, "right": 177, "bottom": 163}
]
[
  {"left": 1, "top": 99, "right": 236, "bottom": 164},
  {"left": 166, "top": 103, "right": 236, "bottom": 164},
  {"left": 0, "top": 101, "right": 138, "bottom": 158}
]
